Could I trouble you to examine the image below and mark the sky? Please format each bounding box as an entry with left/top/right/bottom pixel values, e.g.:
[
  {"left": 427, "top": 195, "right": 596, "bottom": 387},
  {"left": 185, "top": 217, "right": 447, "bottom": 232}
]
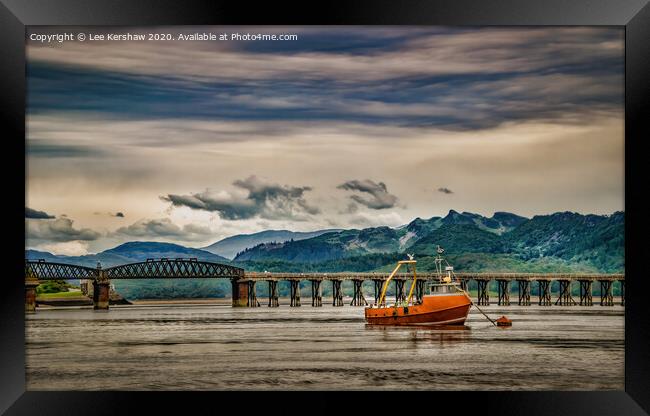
[{"left": 25, "top": 26, "right": 624, "bottom": 255}]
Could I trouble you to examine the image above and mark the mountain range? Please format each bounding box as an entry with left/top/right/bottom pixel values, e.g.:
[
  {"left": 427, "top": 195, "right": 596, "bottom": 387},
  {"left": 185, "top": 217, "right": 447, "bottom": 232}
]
[
  {"left": 234, "top": 210, "right": 527, "bottom": 262},
  {"left": 25, "top": 210, "right": 625, "bottom": 272},
  {"left": 232, "top": 210, "right": 623, "bottom": 273}
]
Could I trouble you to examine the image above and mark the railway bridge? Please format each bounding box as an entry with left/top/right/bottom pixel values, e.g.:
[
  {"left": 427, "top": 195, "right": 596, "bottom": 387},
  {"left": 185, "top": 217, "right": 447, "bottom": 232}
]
[{"left": 24, "top": 259, "right": 625, "bottom": 312}]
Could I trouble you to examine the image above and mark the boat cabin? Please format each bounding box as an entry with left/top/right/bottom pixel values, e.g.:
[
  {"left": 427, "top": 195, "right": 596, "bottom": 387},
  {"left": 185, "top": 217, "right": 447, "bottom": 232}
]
[{"left": 429, "top": 282, "right": 461, "bottom": 295}]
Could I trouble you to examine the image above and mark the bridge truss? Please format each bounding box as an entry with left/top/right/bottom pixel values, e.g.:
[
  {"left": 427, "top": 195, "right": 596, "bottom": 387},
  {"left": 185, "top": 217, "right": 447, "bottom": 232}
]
[{"left": 25, "top": 258, "right": 244, "bottom": 280}]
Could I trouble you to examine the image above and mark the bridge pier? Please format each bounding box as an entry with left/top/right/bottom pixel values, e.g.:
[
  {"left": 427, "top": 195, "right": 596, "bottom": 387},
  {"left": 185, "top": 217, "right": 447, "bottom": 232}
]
[
  {"left": 350, "top": 279, "right": 367, "bottom": 306},
  {"left": 538, "top": 280, "right": 552, "bottom": 306},
  {"left": 247, "top": 281, "right": 260, "bottom": 307},
  {"left": 373, "top": 279, "right": 384, "bottom": 304},
  {"left": 290, "top": 280, "right": 301, "bottom": 307},
  {"left": 395, "top": 279, "right": 406, "bottom": 304},
  {"left": 311, "top": 280, "right": 322, "bottom": 307},
  {"left": 231, "top": 279, "right": 249, "bottom": 307},
  {"left": 620, "top": 280, "right": 625, "bottom": 306},
  {"left": 267, "top": 280, "right": 279, "bottom": 307},
  {"left": 332, "top": 280, "right": 343, "bottom": 306},
  {"left": 476, "top": 279, "right": 490, "bottom": 306},
  {"left": 460, "top": 279, "right": 468, "bottom": 292},
  {"left": 92, "top": 279, "right": 110, "bottom": 310},
  {"left": 579, "top": 280, "right": 593, "bottom": 306},
  {"left": 555, "top": 280, "right": 576, "bottom": 306},
  {"left": 25, "top": 279, "right": 40, "bottom": 313},
  {"left": 497, "top": 279, "right": 510, "bottom": 306},
  {"left": 415, "top": 280, "right": 426, "bottom": 303},
  {"left": 600, "top": 280, "right": 614, "bottom": 306},
  {"left": 517, "top": 280, "right": 531, "bottom": 306}
]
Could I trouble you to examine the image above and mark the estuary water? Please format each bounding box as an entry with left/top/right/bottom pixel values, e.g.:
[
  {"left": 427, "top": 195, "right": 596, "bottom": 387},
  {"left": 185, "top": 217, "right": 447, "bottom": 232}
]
[{"left": 26, "top": 301, "right": 624, "bottom": 390}]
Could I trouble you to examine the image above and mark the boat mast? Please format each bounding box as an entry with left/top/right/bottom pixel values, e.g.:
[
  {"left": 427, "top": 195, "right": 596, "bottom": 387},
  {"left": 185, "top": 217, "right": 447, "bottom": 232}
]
[{"left": 434, "top": 245, "right": 445, "bottom": 282}]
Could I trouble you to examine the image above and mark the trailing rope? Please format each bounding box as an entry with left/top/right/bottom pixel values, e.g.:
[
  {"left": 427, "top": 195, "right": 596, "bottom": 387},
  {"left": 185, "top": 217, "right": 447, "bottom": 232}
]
[{"left": 452, "top": 284, "right": 497, "bottom": 327}]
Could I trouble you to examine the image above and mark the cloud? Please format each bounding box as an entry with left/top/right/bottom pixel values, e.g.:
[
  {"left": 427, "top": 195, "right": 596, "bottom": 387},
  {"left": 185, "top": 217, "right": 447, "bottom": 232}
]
[
  {"left": 114, "top": 218, "right": 212, "bottom": 241},
  {"left": 92, "top": 211, "right": 125, "bottom": 217},
  {"left": 348, "top": 211, "right": 405, "bottom": 228},
  {"left": 26, "top": 217, "right": 101, "bottom": 242},
  {"left": 38, "top": 241, "right": 90, "bottom": 256},
  {"left": 26, "top": 27, "right": 623, "bottom": 131},
  {"left": 162, "top": 175, "right": 320, "bottom": 220},
  {"left": 438, "top": 187, "right": 454, "bottom": 194},
  {"left": 26, "top": 207, "right": 55, "bottom": 219},
  {"left": 337, "top": 179, "right": 399, "bottom": 210}
]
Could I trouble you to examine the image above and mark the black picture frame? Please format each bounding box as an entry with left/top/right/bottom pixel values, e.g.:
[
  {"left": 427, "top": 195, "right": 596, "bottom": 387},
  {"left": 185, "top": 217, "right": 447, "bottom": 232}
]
[{"left": 1, "top": 0, "right": 648, "bottom": 414}]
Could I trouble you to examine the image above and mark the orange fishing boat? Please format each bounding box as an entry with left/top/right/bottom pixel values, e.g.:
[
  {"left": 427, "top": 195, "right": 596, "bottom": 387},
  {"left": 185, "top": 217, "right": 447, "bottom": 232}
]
[{"left": 365, "top": 246, "right": 472, "bottom": 326}]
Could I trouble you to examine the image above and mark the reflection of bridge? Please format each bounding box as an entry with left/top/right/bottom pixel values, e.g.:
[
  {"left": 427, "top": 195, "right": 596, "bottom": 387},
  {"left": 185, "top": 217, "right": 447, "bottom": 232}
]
[{"left": 24, "top": 259, "right": 624, "bottom": 312}]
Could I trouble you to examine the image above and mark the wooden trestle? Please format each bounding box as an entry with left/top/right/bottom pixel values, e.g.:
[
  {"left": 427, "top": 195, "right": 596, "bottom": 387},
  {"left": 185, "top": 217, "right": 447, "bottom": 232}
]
[
  {"left": 517, "top": 280, "right": 531, "bottom": 306},
  {"left": 538, "top": 280, "right": 552, "bottom": 306},
  {"left": 476, "top": 279, "right": 490, "bottom": 306},
  {"left": 497, "top": 279, "right": 510, "bottom": 306},
  {"left": 373, "top": 279, "right": 383, "bottom": 304},
  {"left": 579, "top": 280, "right": 593, "bottom": 306},
  {"left": 350, "top": 279, "right": 367, "bottom": 306},
  {"left": 555, "top": 279, "right": 576, "bottom": 306},
  {"left": 268, "top": 280, "right": 279, "bottom": 307},
  {"left": 600, "top": 280, "right": 614, "bottom": 306},
  {"left": 247, "top": 281, "right": 260, "bottom": 307},
  {"left": 332, "top": 280, "right": 343, "bottom": 306},
  {"left": 394, "top": 279, "right": 406, "bottom": 303},
  {"left": 311, "top": 280, "right": 322, "bottom": 307},
  {"left": 290, "top": 280, "right": 301, "bottom": 307}
]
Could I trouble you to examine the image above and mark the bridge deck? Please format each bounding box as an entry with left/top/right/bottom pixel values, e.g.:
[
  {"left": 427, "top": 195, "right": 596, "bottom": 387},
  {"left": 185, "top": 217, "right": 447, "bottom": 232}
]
[{"left": 242, "top": 272, "right": 624, "bottom": 281}]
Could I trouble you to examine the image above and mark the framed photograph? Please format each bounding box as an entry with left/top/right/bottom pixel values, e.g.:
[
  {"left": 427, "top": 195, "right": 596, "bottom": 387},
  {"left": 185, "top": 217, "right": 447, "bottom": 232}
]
[{"left": 2, "top": 0, "right": 649, "bottom": 414}]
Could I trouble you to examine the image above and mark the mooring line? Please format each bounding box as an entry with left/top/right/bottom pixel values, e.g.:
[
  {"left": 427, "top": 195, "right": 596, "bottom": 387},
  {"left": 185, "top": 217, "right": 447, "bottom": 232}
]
[{"left": 452, "top": 285, "right": 497, "bottom": 326}]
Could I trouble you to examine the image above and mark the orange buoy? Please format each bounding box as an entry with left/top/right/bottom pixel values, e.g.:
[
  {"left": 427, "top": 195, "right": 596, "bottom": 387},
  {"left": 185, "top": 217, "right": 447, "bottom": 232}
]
[{"left": 496, "top": 316, "right": 512, "bottom": 327}]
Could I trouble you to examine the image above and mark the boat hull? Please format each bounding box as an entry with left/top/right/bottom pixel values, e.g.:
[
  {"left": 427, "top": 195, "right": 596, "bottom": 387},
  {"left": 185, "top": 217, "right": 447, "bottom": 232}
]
[{"left": 365, "top": 293, "right": 471, "bottom": 326}]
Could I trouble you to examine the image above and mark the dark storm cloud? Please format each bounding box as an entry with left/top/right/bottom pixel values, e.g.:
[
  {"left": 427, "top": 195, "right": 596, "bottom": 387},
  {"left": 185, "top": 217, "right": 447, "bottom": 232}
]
[
  {"left": 162, "top": 176, "right": 320, "bottom": 220},
  {"left": 26, "top": 217, "right": 101, "bottom": 242},
  {"left": 337, "top": 179, "right": 399, "bottom": 210},
  {"left": 438, "top": 187, "right": 454, "bottom": 194},
  {"left": 27, "top": 27, "right": 623, "bottom": 131},
  {"left": 26, "top": 207, "right": 55, "bottom": 219},
  {"left": 114, "top": 218, "right": 211, "bottom": 241},
  {"left": 27, "top": 139, "right": 106, "bottom": 158}
]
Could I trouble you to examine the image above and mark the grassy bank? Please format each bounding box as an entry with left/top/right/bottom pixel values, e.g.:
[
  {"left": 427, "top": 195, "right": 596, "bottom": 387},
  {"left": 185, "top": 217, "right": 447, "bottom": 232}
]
[{"left": 37, "top": 291, "right": 86, "bottom": 299}]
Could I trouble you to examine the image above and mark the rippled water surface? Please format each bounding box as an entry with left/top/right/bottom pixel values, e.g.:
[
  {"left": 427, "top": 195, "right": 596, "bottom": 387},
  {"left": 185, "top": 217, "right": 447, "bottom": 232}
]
[{"left": 26, "top": 303, "right": 624, "bottom": 390}]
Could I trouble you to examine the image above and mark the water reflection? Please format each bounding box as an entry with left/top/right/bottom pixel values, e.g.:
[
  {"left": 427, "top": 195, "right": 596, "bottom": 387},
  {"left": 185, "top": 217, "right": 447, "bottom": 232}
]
[
  {"left": 365, "top": 324, "right": 471, "bottom": 347},
  {"left": 26, "top": 305, "right": 624, "bottom": 390}
]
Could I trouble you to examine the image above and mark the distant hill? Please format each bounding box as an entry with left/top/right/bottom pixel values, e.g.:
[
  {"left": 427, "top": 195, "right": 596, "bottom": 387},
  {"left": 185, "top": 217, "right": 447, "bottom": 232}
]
[
  {"left": 201, "top": 229, "right": 341, "bottom": 259},
  {"left": 503, "top": 211, "right": 624, "bottom": 272},
  {"left": 26, "top": 241, "right": 230, "bottom": 268}
]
